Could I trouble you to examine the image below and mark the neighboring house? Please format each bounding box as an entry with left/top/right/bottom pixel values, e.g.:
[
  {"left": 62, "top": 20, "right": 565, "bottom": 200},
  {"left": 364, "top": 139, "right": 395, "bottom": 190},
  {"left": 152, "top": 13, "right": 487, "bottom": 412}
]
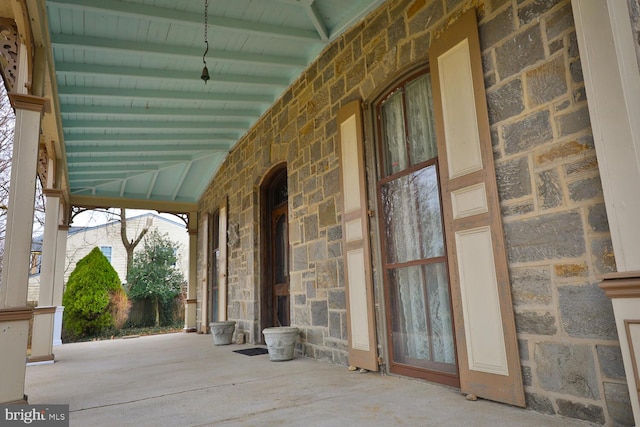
[{"left": 28, "top": 213, "right": 189, "bottom": 303}]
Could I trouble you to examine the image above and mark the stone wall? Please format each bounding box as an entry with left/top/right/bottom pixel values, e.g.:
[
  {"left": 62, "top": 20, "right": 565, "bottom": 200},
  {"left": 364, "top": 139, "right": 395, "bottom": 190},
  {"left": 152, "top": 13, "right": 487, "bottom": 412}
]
[{"left": 198, "top": 0, "right": 631, "bottom": 424}]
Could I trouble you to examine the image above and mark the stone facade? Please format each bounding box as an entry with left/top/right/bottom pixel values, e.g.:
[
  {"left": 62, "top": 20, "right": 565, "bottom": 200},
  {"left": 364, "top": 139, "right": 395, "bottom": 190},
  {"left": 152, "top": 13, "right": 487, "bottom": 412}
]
[{"left": 198, "top": 0, "right": 632, "bottom": 424}]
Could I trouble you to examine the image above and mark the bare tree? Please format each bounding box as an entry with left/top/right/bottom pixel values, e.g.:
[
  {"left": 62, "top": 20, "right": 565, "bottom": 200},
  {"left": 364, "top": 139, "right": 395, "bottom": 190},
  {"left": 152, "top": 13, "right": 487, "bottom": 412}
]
[
  {"left": 0, "top": 84, "right": 15, "bottom": 277},
  {"left": 119, "top": 208, "right": 152, "bottom": 281}
]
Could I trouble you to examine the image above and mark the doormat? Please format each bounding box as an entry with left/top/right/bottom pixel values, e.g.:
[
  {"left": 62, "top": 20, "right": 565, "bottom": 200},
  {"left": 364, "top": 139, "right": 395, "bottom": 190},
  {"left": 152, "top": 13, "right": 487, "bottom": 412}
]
[{"left": 233, "top": 347, "right": 269, "bottom": 356}]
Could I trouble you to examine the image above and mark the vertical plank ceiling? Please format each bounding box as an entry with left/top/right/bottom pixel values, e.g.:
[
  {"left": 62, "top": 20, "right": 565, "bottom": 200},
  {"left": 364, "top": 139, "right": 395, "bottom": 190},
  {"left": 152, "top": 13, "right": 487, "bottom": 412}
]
[{"left": 46, "top": 0, "right": 385, "bottom": 207}]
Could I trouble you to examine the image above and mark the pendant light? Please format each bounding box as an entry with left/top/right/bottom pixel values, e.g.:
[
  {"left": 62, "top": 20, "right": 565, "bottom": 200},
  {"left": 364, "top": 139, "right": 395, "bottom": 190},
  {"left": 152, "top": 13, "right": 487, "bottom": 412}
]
[{"left": 200, "top": 0, "right": 210, "bottom": 83}]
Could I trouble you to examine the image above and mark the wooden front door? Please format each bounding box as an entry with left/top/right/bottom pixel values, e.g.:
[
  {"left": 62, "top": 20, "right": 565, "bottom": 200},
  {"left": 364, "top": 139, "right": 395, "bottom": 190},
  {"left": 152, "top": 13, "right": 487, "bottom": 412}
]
[
  {"left": 261, "top": 166, "right": 290, "bottom": 334},
  {"left": 271, "top": 203, "right": 289, "bottom": 326}
]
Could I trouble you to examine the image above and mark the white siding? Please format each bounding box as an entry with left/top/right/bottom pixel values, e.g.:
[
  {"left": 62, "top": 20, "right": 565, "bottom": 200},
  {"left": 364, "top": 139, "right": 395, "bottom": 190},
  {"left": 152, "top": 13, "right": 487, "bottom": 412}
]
[{"left": 28, "top": 214, "right": 189, "bottom": 303}]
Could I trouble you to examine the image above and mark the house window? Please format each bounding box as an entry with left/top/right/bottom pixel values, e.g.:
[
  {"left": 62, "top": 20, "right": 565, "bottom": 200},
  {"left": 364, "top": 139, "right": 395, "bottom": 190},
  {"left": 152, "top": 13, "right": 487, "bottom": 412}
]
[
  {"left": 376, "top": 71, "right": 457, "bottom": 384},
  {"left": 100, "top": 246, "right": 112, "bottom": 263}
]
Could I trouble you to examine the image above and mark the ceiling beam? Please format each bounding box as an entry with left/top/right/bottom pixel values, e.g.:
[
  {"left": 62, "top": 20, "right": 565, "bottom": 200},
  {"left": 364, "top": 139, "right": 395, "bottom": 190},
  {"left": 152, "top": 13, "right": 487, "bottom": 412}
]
[
  {"left": 67, "top": 154, "right": 194, "bottom": 163},
  {"left": 172, "top": 162, "right": 193, "bottom": 201},
  {"left": 63, "top": 132, "right": 239, "bottom": 143},
  {"left": 51, "top": 33, "right": 308, "bottom": 68},
  {"left": 305, "top": 1, "right": 329, "bottom": 41},
  {"left": 65, "top": 143, "right": 232, "bottom": 154},
  {"left": 54, "top": 62, "right": 291, "bottom": 88},
  {"left": 62, "top": 119, "right": 250, "bottom": 131},
  {"left": 48, "top": 0, "right": 322, "bottom": 42},
  {"left": 329, "top": 0, "right": 386, "bottom": 40},
  {"left": 68, "top": 164, "right": 160, "bottom": 174},
  {"left": 60, "top": 105, "right": 262, "bottom": 120},
  {"left": 69, "top": 194, "right": 198, "bottom": 212},
  {"left": 57, "top": 86, "right": 273, "bottom": 104}
]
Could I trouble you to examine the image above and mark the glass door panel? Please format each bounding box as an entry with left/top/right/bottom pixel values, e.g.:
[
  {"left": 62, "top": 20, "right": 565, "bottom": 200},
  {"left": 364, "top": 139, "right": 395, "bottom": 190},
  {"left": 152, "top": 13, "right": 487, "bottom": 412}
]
[{"left": 377, "top": 70, "right": 458, "bottom": 385}]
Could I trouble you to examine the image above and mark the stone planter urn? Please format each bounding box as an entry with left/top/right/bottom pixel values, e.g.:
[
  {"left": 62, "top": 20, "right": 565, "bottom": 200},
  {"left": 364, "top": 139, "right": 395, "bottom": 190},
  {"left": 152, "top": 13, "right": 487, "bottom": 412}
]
[
  {"left": 262, "top": 327, "right": 298, "bottom": 361},
  {"left": 209, "top": 321, "right": 236, "bottom": 345}
]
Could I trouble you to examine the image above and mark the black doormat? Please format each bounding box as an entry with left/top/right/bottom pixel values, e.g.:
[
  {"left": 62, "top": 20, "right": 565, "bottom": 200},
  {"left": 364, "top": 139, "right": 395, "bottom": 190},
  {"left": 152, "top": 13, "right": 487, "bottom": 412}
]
[{"left": 233, "top": 347, "right": 269, "bottom": 356}]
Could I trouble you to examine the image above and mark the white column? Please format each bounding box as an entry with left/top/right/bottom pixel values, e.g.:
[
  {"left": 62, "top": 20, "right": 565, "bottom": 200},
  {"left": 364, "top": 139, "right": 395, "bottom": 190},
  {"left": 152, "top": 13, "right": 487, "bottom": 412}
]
[
  {"left": 184, "top": 211, "right": 197, "bottom": 331},
  {"left": 0, "top": 93, "right": 48, "bottom": 404},
  {"left": 572, "top": 1, "right": 640, "bottom": 423},
  {"left": 29, "top": 189, "right": 62, "bottom": 364},
  {"left": 52, "top": 223, "right": 69, "bottom": 346},
  {"left": 572, "top": 0, "right": 640, "bottom": 272}
]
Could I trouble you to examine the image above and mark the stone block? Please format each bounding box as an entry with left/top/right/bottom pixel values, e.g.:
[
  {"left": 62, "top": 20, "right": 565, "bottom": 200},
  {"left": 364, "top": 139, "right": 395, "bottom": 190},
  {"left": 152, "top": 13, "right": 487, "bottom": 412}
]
[
  {"left": 568, "top": 176, "right": 603, "bottom": 202},
  {"left": 518, "top": 0, "right": 559, "bottom": 25},
  {"left": 549, "top": 38, "right": 563, "bottom": 55},
  {"left": 328, "top": 289, "right": 345, "bottom": 310},
  {"left": 328, "top": 242, "right": 342, "bottom": 258},
  {"left": 568, "top": 32, "right": 579, "bottom": 59},
  {"left": 501, "top": 200, "right": 535, "bottom": 217},
  {"left": 536, "top": 169, "right": 563, "bottom": 209},
  {"left": 515, "top": 310, "right": 557, "bottom": 335},
  {"left": 525, "top": 55, "right": 567, "bottom": 107},
  {"left": 556, "top": 399, "right": 605, "bottom": 424},
  {"left": 295, "top": 294, "right": 306, "bottom": 306},
  {"left": 306, "top": 327, "right": 324, "bottom": 345},
  {"left": 329, "top": 311, "right": 342, "bottom": 339},
  {"left": 518, "top": 338, "right": 529, "bottom": 361},
  {"left": 522, "top": 365, "right": 532, "bottom": 386},
  {"left": 510, "top": 268, "right": 552, "bottom": 306},
  {"left": 557, "top": 107, "right": 591, "bottom": 137},
  {"left": 503, "top": 210, "right": 585, "bottom": 263},
  {"left": 525, "top": 393, "right": 555, "bottom": 415},
  {"left": 558, "top": 284, "right": 617, "bottom": 340},
  {"left": 408, "top": 0, "right": 443, "bottom": 36},
  {"left": 309, "top": 240, "right": 328, "bottom": 262},
  {"left": 554, "top": 263, "right": 588, "bottom": 279},
  {"left": 495, "top": 156, "right": 532, "bottom": 201},
  {"left": 563, "top": 156, "right": 598, "bottom": 177},
  {"left": 327, "top": 225, "right": 342, "bottom": 242},
  {"left": 319, "top": 199, "right": 337, "bottom": 228},
  {"left": 596, "top": 345, "right": 626, "bottom": 381},
  {"left": 295, "top": 306, "right": 311, "bottom": 326},
  {"left": 570, "top": 60, "right": 583, "bottom": 84},
  {"left": 591, "top": 238, "right": 617, "bottom": 275},
  {"left": 292, "top": 245, "right": 308, "bottom": 271},
  {"left": 311, "top": 300, "right": 328, "bottom": 327},
  {"left": 534, "top": 342, "right": 600, "bottom": 399},
  {"left": 487, "top": 79, "right": 524, "bottom": 124},
  {"left": 306, "top": 281, "right": 317, "bottom": 299},
  {"left": 546, "top": 4, "right": 573, "bottom": 41},
  {"left": 479, "top": 6, "right": 514, "bottom": 50},
  {"left": 323, "top": 167, "right": 341, "bottom": 199},
  {"left": 603, "top": 382, "right": 634, "bottom": 426},
  {"left": 495, "top": 25, "right": 545, "bottom": 78},
  {"left": 304, "top": 215, "right": 319, "bottom": 241},
  {"left": 388, "top": 16, "right": 406, "bottom": 48},
  {"left": 502, "top": 110, "right": 553, "bottom": 155},
  {"left": 535, "top": 138, "right": 593, "bottom": 167},
  {"left": 317, "top": 260, "right": 339, "bottom": 289},
  {"left": 482, "top": 51, "right": 494, "bottom": 73}
]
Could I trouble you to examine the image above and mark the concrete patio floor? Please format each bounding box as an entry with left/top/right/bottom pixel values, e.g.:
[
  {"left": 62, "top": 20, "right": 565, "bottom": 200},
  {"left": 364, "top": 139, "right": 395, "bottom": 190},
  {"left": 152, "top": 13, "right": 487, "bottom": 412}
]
[{"left": 25, "top": 333, "right": 594, "bottom": 427}]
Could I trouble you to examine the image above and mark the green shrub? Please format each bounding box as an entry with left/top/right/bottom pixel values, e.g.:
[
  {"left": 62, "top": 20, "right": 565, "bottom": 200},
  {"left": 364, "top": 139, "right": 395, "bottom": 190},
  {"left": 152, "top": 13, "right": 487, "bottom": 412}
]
[{"left": 62, "top": 247, "right": 128, "bottom": 338}]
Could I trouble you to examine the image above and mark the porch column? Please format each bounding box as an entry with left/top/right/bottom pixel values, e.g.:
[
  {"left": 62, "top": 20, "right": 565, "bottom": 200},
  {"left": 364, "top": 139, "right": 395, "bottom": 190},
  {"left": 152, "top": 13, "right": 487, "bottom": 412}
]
[
  {"left": 0, "top": 93, "right": 49, "bottom": 404},
  {"left": 572, "top": 0, "right": 640, "bottom": 422},
  {"left": 184, "top": 211, "right": 198, "bottom": 332},
  {"left": 52, "top": 221, "right": 69, "bottom": 346},
  {"left": 29, "top": 187, "right": 62, "bottom": 364}
]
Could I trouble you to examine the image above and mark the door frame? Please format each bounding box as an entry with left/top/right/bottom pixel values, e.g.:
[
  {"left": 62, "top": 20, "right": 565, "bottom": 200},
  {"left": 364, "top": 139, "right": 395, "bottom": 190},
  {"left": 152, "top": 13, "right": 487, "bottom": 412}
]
[
  {"left": 259, "top": 163, "right": 288, "bottom": 340},
  {"left": 371, "top": 68, "right": 460, "bottom": 387}
]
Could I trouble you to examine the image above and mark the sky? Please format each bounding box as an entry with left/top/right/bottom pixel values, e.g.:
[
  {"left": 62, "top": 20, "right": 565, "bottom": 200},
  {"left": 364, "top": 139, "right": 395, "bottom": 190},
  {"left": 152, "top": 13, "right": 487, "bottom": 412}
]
[{"left": 70, "top": 209, "right": 184, "bottom": 229}]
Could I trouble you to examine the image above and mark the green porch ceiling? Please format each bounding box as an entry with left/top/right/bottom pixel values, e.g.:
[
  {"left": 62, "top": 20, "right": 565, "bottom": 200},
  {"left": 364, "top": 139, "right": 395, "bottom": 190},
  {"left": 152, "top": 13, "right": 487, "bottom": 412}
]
[{"left": 45, "top": 0, "right": 385, "bottom": 206}]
